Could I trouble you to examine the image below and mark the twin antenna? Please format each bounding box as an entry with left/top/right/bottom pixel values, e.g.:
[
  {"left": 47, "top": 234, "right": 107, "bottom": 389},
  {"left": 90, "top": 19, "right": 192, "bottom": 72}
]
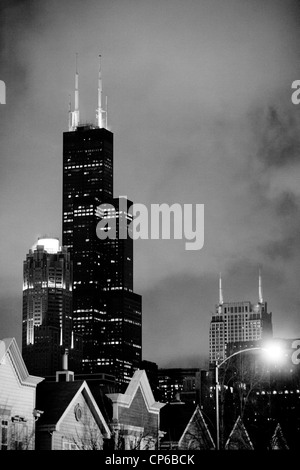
[
  {"left": 218, "top": 269, "right": 264, "bottom": 308},
  {"left": 68, "top": 54, "right": 108, "bottom": 131}
]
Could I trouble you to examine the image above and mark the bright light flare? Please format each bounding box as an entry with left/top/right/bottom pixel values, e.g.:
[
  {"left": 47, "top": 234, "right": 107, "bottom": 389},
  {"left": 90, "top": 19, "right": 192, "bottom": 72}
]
[{"left": 262, "top": 341, "right": 285, "bottom": 363}]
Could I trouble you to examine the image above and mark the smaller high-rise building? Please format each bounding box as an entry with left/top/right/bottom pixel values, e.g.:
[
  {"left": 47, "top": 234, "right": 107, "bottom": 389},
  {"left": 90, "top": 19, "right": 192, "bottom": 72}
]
[
  {"left": 22, "top": 237, "right": 82, "bottom": 376},
  {"left": 209, "top": 272, "right": 273, "bottom": 365}
]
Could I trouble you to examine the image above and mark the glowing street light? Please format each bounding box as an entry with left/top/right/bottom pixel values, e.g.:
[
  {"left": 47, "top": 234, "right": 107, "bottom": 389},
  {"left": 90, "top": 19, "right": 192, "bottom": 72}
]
[{"left": 215, "top": 341, "right": 285, "bottom": 450}]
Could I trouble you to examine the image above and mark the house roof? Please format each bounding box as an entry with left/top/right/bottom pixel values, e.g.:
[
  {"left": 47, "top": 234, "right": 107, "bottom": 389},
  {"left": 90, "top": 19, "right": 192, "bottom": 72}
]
[
  {"left": 36, "top": 380, "right": 111, "bottom": 437},
  {"left": 246, "top": 420, "right": 289, "bottom": 450},
  {"left": 107, "top": 369, "right": 165, "bottom": 415},
  {"left": 88, "top": 383, "right": 113, "bottom": 423},
  {"left": 270, "top": 423, "right": 289, "bottom": 450},
  {"left": 36, "top": 380, "right": 84, "bottom": 426},
  {"left": 160, "top": 401, "right": 196, "bottom": 442},
  {"left": 0, "top": 338, "right": 44, "bottom": 387},
  {"left": 178, "top": 405, "right": 215, "bottom": 449},
  {"left": 225, "top": 416, "right": 254, "bottom": 450}
]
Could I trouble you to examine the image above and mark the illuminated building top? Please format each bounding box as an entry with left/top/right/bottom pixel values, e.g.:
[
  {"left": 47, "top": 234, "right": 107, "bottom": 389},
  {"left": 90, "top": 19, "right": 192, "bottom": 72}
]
[{"left": 32, "top": 237, "right": 60, "bottom": 254}]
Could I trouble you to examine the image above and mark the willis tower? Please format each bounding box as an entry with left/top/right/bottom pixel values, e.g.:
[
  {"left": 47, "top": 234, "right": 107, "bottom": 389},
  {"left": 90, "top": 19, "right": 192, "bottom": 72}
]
[{"left": 62, "top": 56, "right": 142, "bottom": 386}]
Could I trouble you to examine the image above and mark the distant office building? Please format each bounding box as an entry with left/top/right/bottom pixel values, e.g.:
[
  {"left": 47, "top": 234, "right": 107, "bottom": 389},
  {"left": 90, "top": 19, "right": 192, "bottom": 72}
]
[
  {"left": 62, "top": 58, "right": 141, "bottom": 384},
  {"left": 209, "top": 272, "right": 273, "bottom": 365},
  {"left": 22, "top": 237, "right": 82, "bottom": 376},
  {"left": 157, "top": 368, "right": 202, "bottom": 404}
]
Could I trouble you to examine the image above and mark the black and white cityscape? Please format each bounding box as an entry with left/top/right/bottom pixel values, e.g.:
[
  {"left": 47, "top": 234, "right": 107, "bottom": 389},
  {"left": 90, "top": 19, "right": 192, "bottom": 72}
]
[{"left": 1, "top": 0, "right": 300, "bottom": 454}]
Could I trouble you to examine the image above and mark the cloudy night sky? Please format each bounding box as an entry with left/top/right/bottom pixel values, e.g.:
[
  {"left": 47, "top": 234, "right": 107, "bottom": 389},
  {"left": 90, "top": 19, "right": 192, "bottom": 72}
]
[{"left": 1, "top": 0, "right": 300, "bottom": 368}]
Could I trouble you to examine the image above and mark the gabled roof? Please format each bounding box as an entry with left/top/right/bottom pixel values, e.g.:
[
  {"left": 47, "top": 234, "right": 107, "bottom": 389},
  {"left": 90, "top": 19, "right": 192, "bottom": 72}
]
[
  {"left": 88, "top": 383, "right": 113, "bottom": 423},
  {"left": 36, "top": 380, "right": 111, "bottom": 437},
  {"left": 178, "top": 405, "right": 215, "bottom": 450},
  {"left": 225, "top": 416, "right": 254, "bottom": 450},
  {"left": 270, "top": 423, "right": 289, "bottom": 450},
  {"left": 160, "top": 402, "right": 197, "bottom": 442},
  {"left": 0, "top": 338, "right": 43, "bottom": 387},
  {"left": 107, "top": 369, "right": 165, "bottom": 415}
]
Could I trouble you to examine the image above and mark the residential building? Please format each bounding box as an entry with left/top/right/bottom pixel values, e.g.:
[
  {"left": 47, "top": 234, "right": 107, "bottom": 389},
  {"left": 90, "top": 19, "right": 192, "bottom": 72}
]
[
  {"left": 106, "top": 369, "right": 165, "bottom": 449},
  {"left": 0, "top": 337, "right": 44, "bottom": 450},
  {"left": 160, "top": 401, "right": 215, "bottom": 450},
  {"left": 35, "top": 380, "right": 111, "bottom": 450},
  {"left": 224, "top": 416, "right": 254, "bottom": 450}
]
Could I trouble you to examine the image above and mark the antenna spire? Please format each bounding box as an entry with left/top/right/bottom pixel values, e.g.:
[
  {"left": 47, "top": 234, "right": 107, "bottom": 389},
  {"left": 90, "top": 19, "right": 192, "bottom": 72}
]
[
  {"left": 105, "top": 95, "right": 108, "bottom": 129},
  {"left": 219, "top": 273, "right": 223, "bottom": 303},
  {"left": 96, "top": 55, "right": 107, "bottom": 129},
  {"left": 218, "top": 273, "right": 223, "bottom": 314},
  {"left": 69, "top": 53, "right": 80, "bottom": 131},
  {"left": 68, "top": 94, "right": 72, "bottom": 131},
  {"left": 258, "top": 267, "right": 263, "bottom": 304},
  {"left": 74, "top": 53, "right": 80, "bottom": 127}
]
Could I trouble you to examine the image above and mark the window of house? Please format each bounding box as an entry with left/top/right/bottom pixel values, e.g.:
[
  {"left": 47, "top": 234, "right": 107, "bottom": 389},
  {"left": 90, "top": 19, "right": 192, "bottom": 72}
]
[
  {"left": 1, "top": 420, "right": 8, "bottom": 450},
  {"left": 62, "top": 439, "right": 79, "bottom": 450},
  {"left": 11, "top": 417, "right": 28, "bottom": 450}
]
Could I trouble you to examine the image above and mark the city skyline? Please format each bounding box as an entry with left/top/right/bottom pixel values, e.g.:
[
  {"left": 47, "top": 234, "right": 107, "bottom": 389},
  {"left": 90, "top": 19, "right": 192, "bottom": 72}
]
[{"left": 1, "top": 0, "right": 300, "bottom": 368}]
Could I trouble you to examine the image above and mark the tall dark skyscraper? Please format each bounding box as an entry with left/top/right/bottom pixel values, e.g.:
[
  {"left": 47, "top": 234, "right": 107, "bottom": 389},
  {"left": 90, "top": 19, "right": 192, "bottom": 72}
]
[{"left": 62, "top": 58, "right": 141, "bottom": 384}]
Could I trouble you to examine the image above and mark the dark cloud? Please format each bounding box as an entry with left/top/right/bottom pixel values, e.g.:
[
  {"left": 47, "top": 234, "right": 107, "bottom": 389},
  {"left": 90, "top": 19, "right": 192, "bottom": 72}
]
[
  {"left": 262, "top": 237, "right": 297, "bottom": 261},
  {"left": 275, "top": 191, "right": 299, "bottom": 218},
  {"left": 254, "top": 106, "right": 300, "bottom": 169}
]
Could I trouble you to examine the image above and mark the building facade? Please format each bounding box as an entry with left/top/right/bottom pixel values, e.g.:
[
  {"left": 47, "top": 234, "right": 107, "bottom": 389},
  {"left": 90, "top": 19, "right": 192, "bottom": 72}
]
[
  {"left": 0, "top": 338, "right": 44, "bottom": 450},
  {"left": 209, "top": 273, "right": 273, "bottom": 364},
  {"left": 157, "top": 368, "right": 202, "bottom": 404},
  {"left": 36, "top": 379, "right": 111, "bottom": 450},
  {"left": 22, "top": 238, "right": 82, "bottom": 376},
  {"left": 107, "top": 370, "right": 165, "bottom": 450}
]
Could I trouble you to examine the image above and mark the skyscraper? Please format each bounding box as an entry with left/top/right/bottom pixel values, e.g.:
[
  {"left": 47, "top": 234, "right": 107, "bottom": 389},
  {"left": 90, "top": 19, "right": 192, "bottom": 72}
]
[
  {"left": 22, "top": 237, "right": 82, "bottom": 376},
  {"left": 62, "top": 57, "right": 141, "bottom": 383},
  {"left": 209, "top": 272, "right": 273, "bottom": 365}
]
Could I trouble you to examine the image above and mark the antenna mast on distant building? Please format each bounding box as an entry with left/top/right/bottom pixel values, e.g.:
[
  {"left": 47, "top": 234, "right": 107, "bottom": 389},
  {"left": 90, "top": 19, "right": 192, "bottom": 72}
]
[
  {"left": 258, "top": 268, "right": 263, "bottom": 304},
  {"left": 218, "top": 273, "right": 224, "bottom": 313},
  {"left": 96, "top": 55, "right": 107, "bottom": 129},
  {"left": 69, "top": 53, "right": 80, "bottom": 131}
]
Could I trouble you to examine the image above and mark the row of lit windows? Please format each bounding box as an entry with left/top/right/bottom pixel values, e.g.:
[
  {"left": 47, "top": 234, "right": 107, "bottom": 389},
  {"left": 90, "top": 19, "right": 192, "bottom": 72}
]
[{"left": 64, "top": 162, "right": 104, "bottom": 170}]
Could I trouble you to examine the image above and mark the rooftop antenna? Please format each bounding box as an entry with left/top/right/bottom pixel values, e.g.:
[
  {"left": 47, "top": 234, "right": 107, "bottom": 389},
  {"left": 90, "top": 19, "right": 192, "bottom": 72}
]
[
  {"left": 258, "top": 267, "right": 263, "bottom": 304},
  {"left": 105, "top": 95, "right": 108, "bottom": 129},
  {"left": 96, "top": 54, "right": 106, "bottom": 128},
  {"left": 218, "top": 273, "right": 223, "bottom": 314},
  {"left": 68, "top": 94, "right": 72, "bottom": 131},
  {"left": 219, "top": 273, "right": 224, "bottom": 305},
  {"left": 70, "top": 53, "right": 80, "bottom": 130}
]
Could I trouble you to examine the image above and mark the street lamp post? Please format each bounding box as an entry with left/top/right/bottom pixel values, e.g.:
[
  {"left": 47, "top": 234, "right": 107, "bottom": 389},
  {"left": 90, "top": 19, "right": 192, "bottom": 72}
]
[{"left": 215, "top": 347, "right": 263, "bottom": 450}]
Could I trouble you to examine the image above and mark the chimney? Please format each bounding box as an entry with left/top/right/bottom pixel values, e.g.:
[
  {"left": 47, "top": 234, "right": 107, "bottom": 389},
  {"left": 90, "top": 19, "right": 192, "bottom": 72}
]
[{"left": 56, "top": 348, "right": 75, "bottom": 382}]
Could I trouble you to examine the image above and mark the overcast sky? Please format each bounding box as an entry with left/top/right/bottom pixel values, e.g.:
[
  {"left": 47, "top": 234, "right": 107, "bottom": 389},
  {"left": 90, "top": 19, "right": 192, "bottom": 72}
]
[{"left": 1, "top": 0, "right": 300, "bottom": 368}]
